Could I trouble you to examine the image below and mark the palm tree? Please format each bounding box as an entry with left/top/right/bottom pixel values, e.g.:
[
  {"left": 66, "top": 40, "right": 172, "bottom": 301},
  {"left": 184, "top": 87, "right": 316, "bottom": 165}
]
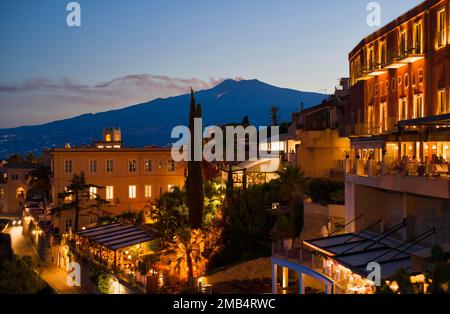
[
  {"left": 27, "top": 165, "right": 52, "bottom": 222},
  {"left": 53, "top": 172, "right": 108, "bottom": 232},
  {"left": 276, "top": 165, "right": 308, "bottom": 200},
  {"left": 158, "top": 227, "right": 207, "bottom": 285}
]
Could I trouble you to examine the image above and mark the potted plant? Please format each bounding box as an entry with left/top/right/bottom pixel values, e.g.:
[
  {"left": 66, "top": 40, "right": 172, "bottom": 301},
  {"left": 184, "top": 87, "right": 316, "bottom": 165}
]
[{"left": 344, "top": 150, "right": 350, "bottom": 159}]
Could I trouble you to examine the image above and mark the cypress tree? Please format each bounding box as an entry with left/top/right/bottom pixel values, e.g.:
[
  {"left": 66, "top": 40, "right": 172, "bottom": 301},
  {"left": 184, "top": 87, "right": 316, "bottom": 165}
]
[{"left": 186, "top": 90, "right": 205, "bottom": 229}]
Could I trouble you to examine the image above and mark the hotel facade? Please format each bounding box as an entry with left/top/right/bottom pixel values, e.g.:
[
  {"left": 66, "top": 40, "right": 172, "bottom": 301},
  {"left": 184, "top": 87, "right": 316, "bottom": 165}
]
[
  {"left": 271, "top": 0, "right": 450, "bottom": 295},
  {"left": 345, "top": 0, "right": 450, "bottom": 245},
  {"left": 46, "top": 129, "right": 186, "bottom": 233}
]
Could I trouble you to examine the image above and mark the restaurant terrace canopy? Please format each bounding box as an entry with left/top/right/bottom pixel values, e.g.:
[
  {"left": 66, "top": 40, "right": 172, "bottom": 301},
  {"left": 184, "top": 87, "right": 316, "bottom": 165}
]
[
  {"left": 76, "top": 223, "right": 157, "bottom": 251},
  {"left": 75, "top": 222, "right": 158, "bottom": 272},
  {"left": 303, "top": 223, "right": 434, "bottom": 280}
]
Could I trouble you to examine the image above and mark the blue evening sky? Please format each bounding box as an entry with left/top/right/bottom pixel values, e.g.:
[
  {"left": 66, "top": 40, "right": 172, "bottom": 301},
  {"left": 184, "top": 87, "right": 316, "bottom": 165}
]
[{"left": 0, "top": 0, "right": 423, "bottom": 127}]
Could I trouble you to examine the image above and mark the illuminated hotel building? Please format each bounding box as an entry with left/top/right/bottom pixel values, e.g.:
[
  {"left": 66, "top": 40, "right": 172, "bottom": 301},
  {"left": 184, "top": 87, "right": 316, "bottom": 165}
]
[
  {"left": 344, "top": 0, "right": 450, "bottom": 245},
  {"left": 47, "top": 128, "right": 186, "bottom": 233},
  {"left": 271, "top": 0, "right": 450, "bottom": 295}
]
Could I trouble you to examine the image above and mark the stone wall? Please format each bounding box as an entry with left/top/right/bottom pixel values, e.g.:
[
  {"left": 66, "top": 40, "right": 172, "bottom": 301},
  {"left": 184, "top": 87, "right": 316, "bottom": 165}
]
[
  {"left": 301, "top": 202, "right": 346, "bottom": 241},
  {"left": 203, "top": 258, "right": 272, "bottom": 286}
]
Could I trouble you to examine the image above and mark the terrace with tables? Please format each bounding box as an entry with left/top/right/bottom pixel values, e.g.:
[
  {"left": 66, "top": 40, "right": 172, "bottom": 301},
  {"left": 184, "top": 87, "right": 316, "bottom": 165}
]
[{"left": 74, "top": 223, "right": 158, "bottom": 276}]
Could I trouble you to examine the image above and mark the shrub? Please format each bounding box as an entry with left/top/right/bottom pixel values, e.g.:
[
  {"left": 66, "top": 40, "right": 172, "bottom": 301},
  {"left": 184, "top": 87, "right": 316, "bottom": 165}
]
[
  {"left": 307, "top": 178, "right": 345, "bottom": 205},
  {"left": 90, "top": 264, "right": 111, "bottom": 294}
]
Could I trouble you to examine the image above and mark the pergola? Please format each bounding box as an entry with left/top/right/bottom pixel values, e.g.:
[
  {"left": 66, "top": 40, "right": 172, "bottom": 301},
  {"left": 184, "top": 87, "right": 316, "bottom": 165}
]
[
  {"left": 76, "top": 223, "right": 157, "bottom": 271},
  {"left": 301, "top": 222, "right": 435, "bottom": 293}
]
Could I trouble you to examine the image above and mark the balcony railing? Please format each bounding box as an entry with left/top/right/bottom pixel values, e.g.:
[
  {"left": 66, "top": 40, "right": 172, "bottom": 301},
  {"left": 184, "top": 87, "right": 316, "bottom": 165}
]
[{"left": 344, "top": 157, "right": 449, "bottom": 180}]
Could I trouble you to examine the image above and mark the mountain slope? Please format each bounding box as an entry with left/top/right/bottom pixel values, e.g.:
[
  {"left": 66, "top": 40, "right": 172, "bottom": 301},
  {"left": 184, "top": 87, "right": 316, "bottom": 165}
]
[{"left": 0, "top": 79, "right": 326, "bottom": 158}]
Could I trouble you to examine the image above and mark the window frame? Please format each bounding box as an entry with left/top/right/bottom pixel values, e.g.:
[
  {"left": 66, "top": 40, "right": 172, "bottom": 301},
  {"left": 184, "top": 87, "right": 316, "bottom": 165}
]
[
  {"left": 380, "top": 102, "right": 388, "bottom": 132},
  {"left": 128, "top": 185, "right": 137, "bottom": 199},
  {"left": 144, "top": 185, "right": 152, "bottom": 198},
  {"left": 413, "top": 94, "right": 424, "bottom": 118},
  {"left": 144, "top": 159, "right": 153, "bottom": 172},
  {"left": 413, "top": 21, "right": 423, "bottom": 54},
  {"left": 89, "top": 159, "right": 97, "bottom": 173},
  {"left": 89, "top": 186, "right": 97, "bottom": 200},
  {"left": 437, "top": 8, "right": 446, "bottom": 48},
  {"left": 105, "top": 159, "right": 114, "bottom": 173},
  {"left": 106, "top": 186, "right": 114, "bottom": 200},
  {"left": 128, "top": 159, "right": 137, "bottom": 173},
  {"left": 167, "top": 159, "right": 175, "bottom": 172},
  {"left": 438, "top": 89, "right": 447, "bottom": 114},
  {"left": 399, "top": 97, "right": 408, "bottom": 121},
  {"left": 64, "top": 160, "right": 73, "bottom": 174},
  {"left": 399, "top": 29, "right": 407, "bottom": 56}
]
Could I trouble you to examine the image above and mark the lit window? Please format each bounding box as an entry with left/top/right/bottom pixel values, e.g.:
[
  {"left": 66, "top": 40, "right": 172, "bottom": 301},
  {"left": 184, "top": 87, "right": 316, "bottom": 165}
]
[
  {"left": 414, "top": 94, "right": 424, "bottom": 118},
  {"left": 128, "top": 185, "right": 137, "bottom": 199},
  {"left": 89, "top": 160, "right": 97, "bottom": 173},
  {"left": 106, "top": 186, "right": 114, "bottom": 200},
  {"left": 368, "top": 46, "right": 374, "bottom": 69},
  {"left": 413, "top": 22, "right": 423, "bottom": 53},
  {"left": 145, "top": 160, "right": 153, "bottom": 172},
  {"left": 64, "top": 187, "right": 73, "bottom": 201},
  {"left": 437, "top": 9, "right": 446, "bottom": 48},
  {"left": 128, "top": 159, "right": 137, "bottom": 172},
  {"left": 438, "top": 89, "right": 447, "bottom": 114},
  {"left": 158, "top": 161, "right": 163, "bottom": 169},
  {"left": 106, "top": 160, "right": 114, "bottom": 173},
  {"left": 167, "top": 159, "right": 175, "bottom": 172},
  {"left": 379, "top": 40, "right": 387, "bottom": 66},
  {"left": 368, "top": 106, "right": 376, "bottom": 133},
  {"left": 0, "top": 188, "right": 4, "bottom": 199},
  {"left": 399, "top": 29, "right": 407, "bottom": 56},
  {"left": 380, "top": 103, "right": 388, "bottom": 132},
  {"left": 64, "top": 160, "right": 73, "bottom": 174},
  {"left": 105, "top": 134, "right": 111, "bottom": 142},
  {"left": 399, "top": 98, "right": 408, "bottom": 121},
  {"left": 144, "top": 185, "right": 152, "bottom": 198},
  {"left": 89, "top": 187, "right": 97, "bottom": 200}
]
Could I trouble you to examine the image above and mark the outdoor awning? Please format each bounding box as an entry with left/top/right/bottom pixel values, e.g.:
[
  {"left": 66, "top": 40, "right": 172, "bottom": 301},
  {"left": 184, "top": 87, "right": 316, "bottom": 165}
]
[
  {"left": 232, "top": 158, "right": 279, "bottom": 173},
  {"left": 350, "top": 138, "right": 385, "bottom": 149},
  {"left": 398, "top": 113, "right": 450, "bottom": 128},
  {"left": 303, "top": 229, "right": 431, "bottom": 279},
  {"left": 77, "top": 223, "right": 156, "bottom": 251}
]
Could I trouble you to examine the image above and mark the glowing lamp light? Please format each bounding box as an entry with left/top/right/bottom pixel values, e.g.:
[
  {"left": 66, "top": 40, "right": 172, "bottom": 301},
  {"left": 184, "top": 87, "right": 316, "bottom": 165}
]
[
  {"left": 432, "top": 145, "right": 437, "bottom": 150},
  {"left": 82, "top": 227, "right": 86, "bottom": 230},
  {"left": 389, "top": 281, "right": 400, "bottom": 293}
]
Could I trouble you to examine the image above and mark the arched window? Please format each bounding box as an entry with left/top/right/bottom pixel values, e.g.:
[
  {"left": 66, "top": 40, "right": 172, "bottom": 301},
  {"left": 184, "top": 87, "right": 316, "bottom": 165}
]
[{"left": 105, "top": 134, "right": 112, "bottom": 142}]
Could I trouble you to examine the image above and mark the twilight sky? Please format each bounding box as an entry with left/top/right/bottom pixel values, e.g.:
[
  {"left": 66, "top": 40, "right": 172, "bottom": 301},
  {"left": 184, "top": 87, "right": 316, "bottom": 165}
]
[{"left": 0, "top": 0, "right": 423, "bottom": 128}]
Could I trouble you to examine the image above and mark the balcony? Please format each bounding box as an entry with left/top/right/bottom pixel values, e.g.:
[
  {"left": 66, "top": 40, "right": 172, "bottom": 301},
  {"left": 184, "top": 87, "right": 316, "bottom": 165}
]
[
  {"left": 344, "top": 158, "right": 449, "bottom": 199},
  {"left": 385, "top": 47, "right": 425, "bottom": 69},
  {"left": 357, "top": 64, "right": 388, "bottom": 81}
]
